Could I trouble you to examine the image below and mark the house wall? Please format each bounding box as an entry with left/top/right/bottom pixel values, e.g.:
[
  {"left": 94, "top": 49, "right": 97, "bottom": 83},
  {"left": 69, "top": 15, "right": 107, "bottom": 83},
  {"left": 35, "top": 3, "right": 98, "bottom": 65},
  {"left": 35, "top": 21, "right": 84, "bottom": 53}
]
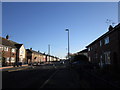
[
  {"left": 87, "top": 27, "right": 120, "bottom": 70},
  {"left": 19, "top": 45, "right": 26, "bottom": 63},
  {"left": 1, "top": 46, "right": 16, "bottom": 66},
  {"left": 32, "top": 53, "right": 40, "bottom": 63},
  {"left": 39, "top": 54, "right": 46, "bottom": 62},
  {"left": 47, "top": 56, "right": 49, "bottom": 62},
  {"left": 26, "top": 52, "right": 32, "bottom": 64}
]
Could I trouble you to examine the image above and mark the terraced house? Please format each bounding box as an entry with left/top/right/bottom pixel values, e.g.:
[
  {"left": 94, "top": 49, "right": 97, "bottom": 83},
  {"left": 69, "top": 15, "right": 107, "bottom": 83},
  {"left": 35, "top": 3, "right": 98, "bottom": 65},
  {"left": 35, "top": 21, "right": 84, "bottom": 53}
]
[
  {"left": 0, "top": 36, "right": 26, "bottom": 66},
  {"left": 86, "top": 23, "right": 120, "bottom": 71},
  {"left": 26, "top": 48, "right": 46, "bottom": 65}
]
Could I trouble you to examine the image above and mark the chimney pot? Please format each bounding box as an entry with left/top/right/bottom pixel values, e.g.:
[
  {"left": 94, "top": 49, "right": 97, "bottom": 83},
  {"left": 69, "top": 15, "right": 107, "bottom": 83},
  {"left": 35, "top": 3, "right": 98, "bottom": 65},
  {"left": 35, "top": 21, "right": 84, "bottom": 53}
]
[
  {"left": 30, "top": 48, "right": 32, "bottom": 50},
  {"left": 6, "top": 35, "right": 9, "bottom": 39},
  {"left": 109, "top": 25, "right": 113, "bottom": 31}
]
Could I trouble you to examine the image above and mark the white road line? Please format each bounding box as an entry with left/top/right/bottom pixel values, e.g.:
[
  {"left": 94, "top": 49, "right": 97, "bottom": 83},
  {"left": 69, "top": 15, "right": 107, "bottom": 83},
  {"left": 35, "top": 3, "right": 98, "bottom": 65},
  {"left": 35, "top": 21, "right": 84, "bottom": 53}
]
[{"left": 39, "top": 70, "right": 59, "bottom": 88}]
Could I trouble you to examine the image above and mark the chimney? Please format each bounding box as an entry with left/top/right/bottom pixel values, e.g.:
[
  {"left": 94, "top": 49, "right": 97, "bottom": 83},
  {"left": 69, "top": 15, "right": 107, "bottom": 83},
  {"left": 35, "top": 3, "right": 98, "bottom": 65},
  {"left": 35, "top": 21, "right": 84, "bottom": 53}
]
[
  {"left": 6, "top": 35, "right": 9, "bottom": 39},
  {"left": 30, "top": 48, "right": 32, "bottom": 50},
  {"left": 108, "top": 25, "right": 113, "bottom": 31}
]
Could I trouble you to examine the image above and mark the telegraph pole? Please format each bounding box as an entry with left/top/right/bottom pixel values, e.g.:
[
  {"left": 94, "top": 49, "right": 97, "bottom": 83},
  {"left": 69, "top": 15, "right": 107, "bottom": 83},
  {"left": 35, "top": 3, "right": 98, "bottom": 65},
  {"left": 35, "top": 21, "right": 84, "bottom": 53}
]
[
  {"left": 65, "top": 29, "right": 70, "bottom": 60},
  {"left": 48, "top": 44, "right": 50, "bottom": 62}
]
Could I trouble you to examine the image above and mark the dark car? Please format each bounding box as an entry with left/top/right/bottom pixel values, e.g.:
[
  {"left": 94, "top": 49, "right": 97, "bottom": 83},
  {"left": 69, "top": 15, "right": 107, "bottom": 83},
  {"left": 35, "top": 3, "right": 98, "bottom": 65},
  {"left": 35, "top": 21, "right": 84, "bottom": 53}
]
[
  {"left": 13, "top": 62, "right": 19, "bottom": 67},
  {"left": 32, "top": 62, "right": 39, "bottom": 66},
  {"left": 13, "top": 62, "right": 22, "bottom": 67}
]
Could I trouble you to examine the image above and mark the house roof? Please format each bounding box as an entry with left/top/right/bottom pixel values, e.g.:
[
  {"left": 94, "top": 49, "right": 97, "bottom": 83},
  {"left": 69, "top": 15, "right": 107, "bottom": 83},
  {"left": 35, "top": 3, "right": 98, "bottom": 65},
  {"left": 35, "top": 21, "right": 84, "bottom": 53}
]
[
  {"left": 78, "top": 49, "right": 88, "bottom": 53},
  {"left": 15, "top": 44, "right": 23, "bottom": 49},
  {"left": 86, "top": 23, "right": 120, "bottom": 48},
  {"left": 0, "top": 37, "right": 23, "bottom": 49},
  {"left": 1, "top": 37, "right": 17, "bottom": 48},
  {"left": 26, "top": 49, "right": 44, "bottom": 55}
]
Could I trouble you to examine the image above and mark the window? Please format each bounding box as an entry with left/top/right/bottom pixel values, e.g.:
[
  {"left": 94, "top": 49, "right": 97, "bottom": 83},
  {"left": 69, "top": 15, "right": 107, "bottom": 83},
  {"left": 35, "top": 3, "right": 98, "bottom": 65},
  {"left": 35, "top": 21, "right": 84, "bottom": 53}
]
[
  {"left": 20, "top": 51, "right": 24, "bottom": 54},
  {"left": 12, "top": 48, "right": 16, "bottom": 53},
  {"left": 88, "top": 47, "right": 90, "bottom": 51},
  {"left": 104, "top": 51, "right": 111, "bottom": 64},
  {"left": 11, "top": 57, "right": 15, "bottom": 62},
  {"left": 104, "top": 37, "right": 109, "bottom": 44},
  {"left": 100, "top": 40, "right": 102, "bottom": 46},
  {"left": 95, "top": 53, "right": 98, "bottom": 58},
  {"left": 91, "top": 47, "right": 93, "bottom": 50},
  {"left": 6, "top": 57, "right": 10, "bottom": 62},
  {"left": 99, "top": 55, "right": 104, "bottom": 68},
  {"left": 0, "top": 46, "right": 3, "bottom": 51},
  {"left": 4, "top": 47, "right": 8, "bottom": 51},
  {"left": 88, "top": 57, "right": 91, "bottom": 62}
]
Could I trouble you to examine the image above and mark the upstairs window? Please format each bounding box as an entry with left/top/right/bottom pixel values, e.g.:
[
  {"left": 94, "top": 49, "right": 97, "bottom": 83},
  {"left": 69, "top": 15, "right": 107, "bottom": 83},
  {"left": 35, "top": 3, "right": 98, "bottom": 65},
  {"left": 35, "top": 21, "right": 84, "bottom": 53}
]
[
  {"left": 105, "top": 37, "right": 109, "bottom": 44},
  {"left": 100, "top": 40, "right": 102, "bottom": 46},
  {"left": 0, "top": 46, "right": 3, "bottom": 51},
  {"left": 88, "top": 47, "right": 90, "bottom": 51},
  {"left": 4, "top": 47, "right": 8, "bottom": 51},
  {"left": 20, "top": 50, "right": 24, "bottom": 54},
  {"left": 12, "top": 48, "right": 16, "bottom": 53}
]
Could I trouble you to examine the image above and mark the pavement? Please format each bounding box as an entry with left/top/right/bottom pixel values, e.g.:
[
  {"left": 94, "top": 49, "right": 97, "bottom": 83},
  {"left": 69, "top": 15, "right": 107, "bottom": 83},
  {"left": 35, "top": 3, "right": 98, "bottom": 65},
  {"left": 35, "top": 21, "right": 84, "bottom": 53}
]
[{"left": 0, "top": 64, "right": 29, "bottom": 71}]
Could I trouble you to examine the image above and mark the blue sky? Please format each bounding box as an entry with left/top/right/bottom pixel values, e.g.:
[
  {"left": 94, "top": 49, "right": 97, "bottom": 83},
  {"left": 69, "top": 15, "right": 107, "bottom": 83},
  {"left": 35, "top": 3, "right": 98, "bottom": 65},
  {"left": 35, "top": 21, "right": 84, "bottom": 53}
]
[{"left": 2, "top": 2, "right": 118, "bottom": 59}]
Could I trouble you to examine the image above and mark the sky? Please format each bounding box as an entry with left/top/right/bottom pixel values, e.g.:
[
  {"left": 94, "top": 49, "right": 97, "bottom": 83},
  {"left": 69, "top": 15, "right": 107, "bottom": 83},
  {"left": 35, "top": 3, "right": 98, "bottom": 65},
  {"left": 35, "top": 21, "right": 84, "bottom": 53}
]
[{"left": 2, "top": 2, "right": 118, "bottom": 59}]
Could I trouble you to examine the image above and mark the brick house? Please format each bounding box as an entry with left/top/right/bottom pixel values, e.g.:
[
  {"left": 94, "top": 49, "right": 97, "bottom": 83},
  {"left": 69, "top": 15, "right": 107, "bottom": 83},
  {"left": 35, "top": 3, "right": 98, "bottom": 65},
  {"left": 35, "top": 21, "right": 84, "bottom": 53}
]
[
  {"left": 26, "top": 48, "right": 46, "bottom": 65},
  {"left": 15, "top": 44, "right": 26, "bottom": 64},
  {"left": 0, "top": 37, "right": 17, "bottom": 66},
  {"left": 45, "top": 55, "right": 59, "bottom": 62},
  {"left": 40, "top": 53, "right": 46, "bottom": 62},
  {"left": 46, "top": 55, "right": 52, "bottom": 62},
  {"left": 51, "top": 56, "right": 55, "bottom": 62},
  {"left": 0, "top": 36, "right": 26, "bottom": 66},
  {"left": 86, "top": 24, "right": 120, "bottom": 70}
]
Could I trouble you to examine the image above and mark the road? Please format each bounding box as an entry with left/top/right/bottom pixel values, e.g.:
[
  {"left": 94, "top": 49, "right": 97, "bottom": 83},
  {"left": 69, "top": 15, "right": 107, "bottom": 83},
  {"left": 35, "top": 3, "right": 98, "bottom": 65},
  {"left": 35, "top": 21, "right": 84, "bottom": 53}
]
[
  {"left": 2, "top": 64, "right": 57, "bottom": 89},
  {"left": 2, "top": 62, "right": 119, "bottom": 89}
]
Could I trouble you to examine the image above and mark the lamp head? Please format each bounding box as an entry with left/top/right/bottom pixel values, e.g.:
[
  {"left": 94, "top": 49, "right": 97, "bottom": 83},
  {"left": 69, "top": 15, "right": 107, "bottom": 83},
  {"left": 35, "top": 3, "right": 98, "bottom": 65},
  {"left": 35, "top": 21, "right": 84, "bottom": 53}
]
[{"left": 65, "top": 29, "right": 69, "bottom": 31}]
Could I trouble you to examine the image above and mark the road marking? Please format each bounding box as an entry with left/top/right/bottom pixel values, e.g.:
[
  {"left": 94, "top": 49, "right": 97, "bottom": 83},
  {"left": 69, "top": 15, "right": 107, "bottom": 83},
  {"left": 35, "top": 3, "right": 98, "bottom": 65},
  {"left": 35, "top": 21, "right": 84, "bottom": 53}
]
[{"left": 39, "top": 70, "right": 59, "bottom": 88}]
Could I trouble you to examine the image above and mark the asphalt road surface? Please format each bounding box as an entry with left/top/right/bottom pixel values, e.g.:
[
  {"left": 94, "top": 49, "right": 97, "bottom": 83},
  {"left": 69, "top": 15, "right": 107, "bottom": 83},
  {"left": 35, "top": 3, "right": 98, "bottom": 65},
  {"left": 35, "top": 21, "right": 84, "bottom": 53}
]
[{"left": 2, "top": 62, "right": 119, "bottom": 89}]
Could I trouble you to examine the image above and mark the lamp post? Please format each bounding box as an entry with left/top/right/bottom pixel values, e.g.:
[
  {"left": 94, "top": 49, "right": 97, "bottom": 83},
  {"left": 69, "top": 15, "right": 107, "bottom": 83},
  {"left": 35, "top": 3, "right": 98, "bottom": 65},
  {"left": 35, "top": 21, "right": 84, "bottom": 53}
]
[
  {"left": 65, "top": 29, "right": 70, "bottom": 61},
  {"left": 48, "top": 44, "right": 50, "bottom": 62}
]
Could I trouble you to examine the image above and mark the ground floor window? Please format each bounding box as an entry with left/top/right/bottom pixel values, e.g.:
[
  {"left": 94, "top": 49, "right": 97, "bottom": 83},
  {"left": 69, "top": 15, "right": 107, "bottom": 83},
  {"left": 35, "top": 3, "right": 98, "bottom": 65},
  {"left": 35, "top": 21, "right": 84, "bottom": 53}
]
[
  {"left": 104, "top": 51, "right": 111, "bottom": 64},
  {"left": 88, "top": 56, "right": 91, "bottom": 62},
  {"left": 99, "top": 55, "right": 104, "bottom": 68},
  {"left": 6, "top": 57, "right": 10, "bottom": 62},
  {"left": 11, "top": 57, "right": 15, "bottom": 63}
]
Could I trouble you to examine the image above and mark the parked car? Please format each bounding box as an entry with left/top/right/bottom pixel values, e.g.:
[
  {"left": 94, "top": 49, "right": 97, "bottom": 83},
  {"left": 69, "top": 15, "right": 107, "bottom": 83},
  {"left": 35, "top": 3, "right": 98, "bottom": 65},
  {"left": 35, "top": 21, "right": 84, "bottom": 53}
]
[
  {"left": 13, "top": 62, "right": 22, "bottom": 67},
  {"left": 32, "top": 62, "right": 38, "bottom": 66},
  {"left": 60, "top": 60, "right": 65, "bottom": 64}
]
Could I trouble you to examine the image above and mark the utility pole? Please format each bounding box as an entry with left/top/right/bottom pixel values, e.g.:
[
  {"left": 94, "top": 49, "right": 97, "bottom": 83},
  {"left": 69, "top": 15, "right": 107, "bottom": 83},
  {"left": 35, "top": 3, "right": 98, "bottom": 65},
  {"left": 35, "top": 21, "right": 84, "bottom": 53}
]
[
  {"left": 65, "top": 29, "right": 70, "bottom": 60},
  {"left": 48, "top": 44, "right": 50, "bottom": 62}
]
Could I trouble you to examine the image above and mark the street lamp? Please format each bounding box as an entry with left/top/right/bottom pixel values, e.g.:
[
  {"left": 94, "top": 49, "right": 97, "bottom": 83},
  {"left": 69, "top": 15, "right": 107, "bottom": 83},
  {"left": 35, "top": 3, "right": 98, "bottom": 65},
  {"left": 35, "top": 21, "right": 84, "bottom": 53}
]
[
  {"left": 48, "top": 44, "right": 50, "bottom": 62},
  {"left": 65, "top": 29, "right": 70, "bottom": 60}
]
